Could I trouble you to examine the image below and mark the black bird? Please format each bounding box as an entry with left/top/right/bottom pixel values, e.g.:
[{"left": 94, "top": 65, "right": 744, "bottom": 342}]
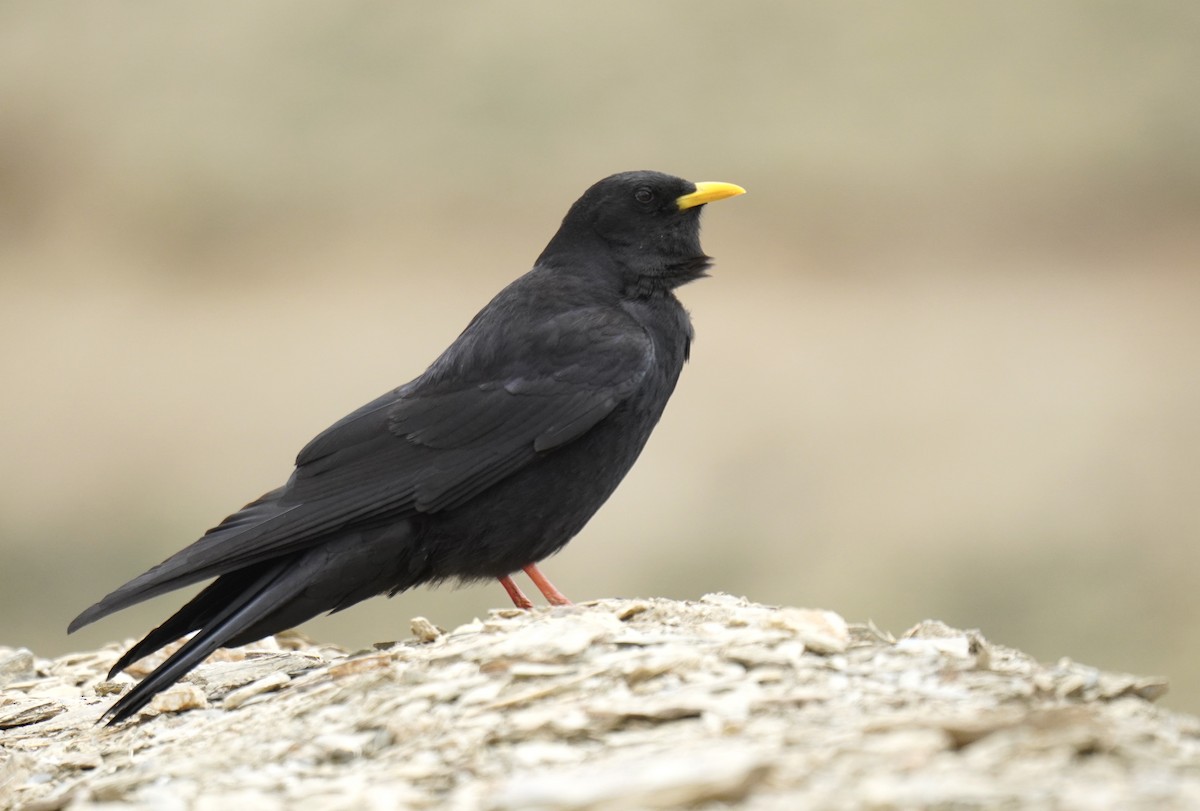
[{"left": 69, "top": 170, "right": 745, "bottom": 724}]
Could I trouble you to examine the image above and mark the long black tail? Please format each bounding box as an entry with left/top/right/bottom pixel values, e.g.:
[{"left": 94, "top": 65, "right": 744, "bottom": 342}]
[
  {"left": 105, "top": 564, "right": 276, "bottom": 680},
  {"left": 103, "top": 560, "right": 297, "bottom": 725},
  {"left": 101, "top": 519, "right": 421, "bottom": 725}
]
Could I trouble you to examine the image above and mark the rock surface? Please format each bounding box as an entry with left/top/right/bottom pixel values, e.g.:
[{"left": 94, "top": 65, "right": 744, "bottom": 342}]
[{"left": 1, "top": 595, "right": 1196, "bottom": 810}]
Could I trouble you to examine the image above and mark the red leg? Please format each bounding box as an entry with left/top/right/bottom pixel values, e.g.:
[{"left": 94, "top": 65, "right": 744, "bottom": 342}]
[
  {"left": 523, "top": 564, "right": 573, "bottom": 606},
  {"left": 498, "top": 575, "right": 534, "bottom": 610}
]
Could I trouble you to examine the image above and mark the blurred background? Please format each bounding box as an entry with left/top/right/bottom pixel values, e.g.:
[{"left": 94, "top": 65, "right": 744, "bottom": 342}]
[{"left": 3, "top": 3, "right": 1198, "bottom": 710}]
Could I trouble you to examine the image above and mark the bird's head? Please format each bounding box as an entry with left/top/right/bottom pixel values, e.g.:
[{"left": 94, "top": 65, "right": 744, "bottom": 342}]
[{"left": 538, "top": 171, "right": 745, "bottom": 292}]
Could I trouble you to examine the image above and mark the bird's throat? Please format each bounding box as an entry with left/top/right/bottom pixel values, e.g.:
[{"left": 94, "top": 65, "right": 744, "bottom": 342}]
[{"left": 622, "top": 254, "right": 712, "bottom": 298}]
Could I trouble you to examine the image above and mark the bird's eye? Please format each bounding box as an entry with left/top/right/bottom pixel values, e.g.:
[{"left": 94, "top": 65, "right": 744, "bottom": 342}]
[{"left": 634, "top": 187, "right": 655, "bottom": 204}]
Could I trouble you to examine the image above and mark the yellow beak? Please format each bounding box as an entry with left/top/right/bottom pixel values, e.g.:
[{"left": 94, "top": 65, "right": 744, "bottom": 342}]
[{"left": 676, "top": 181, "right": 747, "bottom": 210}]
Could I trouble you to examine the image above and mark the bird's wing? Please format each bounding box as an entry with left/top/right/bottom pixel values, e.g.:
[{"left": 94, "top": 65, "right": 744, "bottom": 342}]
[
  {"left": 294, "top": 307, "right": 654, "bottom": 513},
  {"left": 70, "top": 307, "right": 652, "bottom": 629},
  {"left": 228, "top": 307, "right": 655, "bottom": 562}
]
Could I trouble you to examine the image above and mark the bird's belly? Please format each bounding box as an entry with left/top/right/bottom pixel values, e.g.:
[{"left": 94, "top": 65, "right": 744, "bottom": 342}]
[{"left": 416, "top": 401, "right": 662, "bottom": 581}]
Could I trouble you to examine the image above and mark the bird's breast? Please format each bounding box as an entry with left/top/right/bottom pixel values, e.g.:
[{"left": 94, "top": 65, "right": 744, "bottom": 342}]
[{"left": 621, "top": 294, "right": 693, "bottom": 377}]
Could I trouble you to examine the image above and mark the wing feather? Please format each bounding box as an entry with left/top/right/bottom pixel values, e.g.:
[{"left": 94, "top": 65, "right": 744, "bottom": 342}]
[{"left": 71, "top": 305, "right": 654, "bottom": 627}]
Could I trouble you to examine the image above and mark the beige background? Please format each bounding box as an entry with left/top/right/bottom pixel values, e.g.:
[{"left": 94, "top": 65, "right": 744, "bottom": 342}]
[{"left": 3, "top": 4, "right": 1198, "bottom": 710}]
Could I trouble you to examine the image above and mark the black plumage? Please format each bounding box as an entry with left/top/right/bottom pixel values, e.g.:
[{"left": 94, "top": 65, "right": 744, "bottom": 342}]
[{"left": 69, "top": 170, "right": 745, "bottom": 724}]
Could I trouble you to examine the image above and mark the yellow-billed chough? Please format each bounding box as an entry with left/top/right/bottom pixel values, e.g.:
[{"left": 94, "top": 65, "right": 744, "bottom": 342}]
[{"left": 69, "top": 170, "right": 745, "bottom": 724}]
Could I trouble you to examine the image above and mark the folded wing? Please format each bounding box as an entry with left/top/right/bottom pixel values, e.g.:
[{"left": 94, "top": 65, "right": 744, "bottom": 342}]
[{"left": 69, "top": 307, "right": 652, "bottom": 631}]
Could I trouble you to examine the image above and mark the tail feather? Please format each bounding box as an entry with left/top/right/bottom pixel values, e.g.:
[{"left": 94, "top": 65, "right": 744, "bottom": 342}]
[
  {"left": 106, "top": 565, "right": 271, "bottom": 680},
  {"left": 103, "top": 561, "right": 294, "bottom": 724},
  {"left": 101, "top": 520, "right": 421, "bottom": 725}
]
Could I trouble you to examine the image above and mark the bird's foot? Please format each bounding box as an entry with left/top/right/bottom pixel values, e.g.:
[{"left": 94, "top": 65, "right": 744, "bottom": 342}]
[
  {"left": 497, "top": 565, "right": 573, "bottom": 609},
  {"left": 498, "top": 575, "right": 535, "bottom": 609},
  {"left": 522, "top": 563, "right": 573, "bottom": 606}
]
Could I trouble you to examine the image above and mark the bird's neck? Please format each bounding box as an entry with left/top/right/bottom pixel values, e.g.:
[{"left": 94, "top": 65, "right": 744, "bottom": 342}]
[
  {"left": 620, "top": 255, "right": 712, "bottom": 299},
  {"left": 536, "top": 228, "right": 711, "bottom": 298}
]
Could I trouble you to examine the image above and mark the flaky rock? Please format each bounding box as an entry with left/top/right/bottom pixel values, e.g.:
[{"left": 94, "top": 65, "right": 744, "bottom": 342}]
[{"left": 1, "top": 596, "right": 1195, "bottom": 810}]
